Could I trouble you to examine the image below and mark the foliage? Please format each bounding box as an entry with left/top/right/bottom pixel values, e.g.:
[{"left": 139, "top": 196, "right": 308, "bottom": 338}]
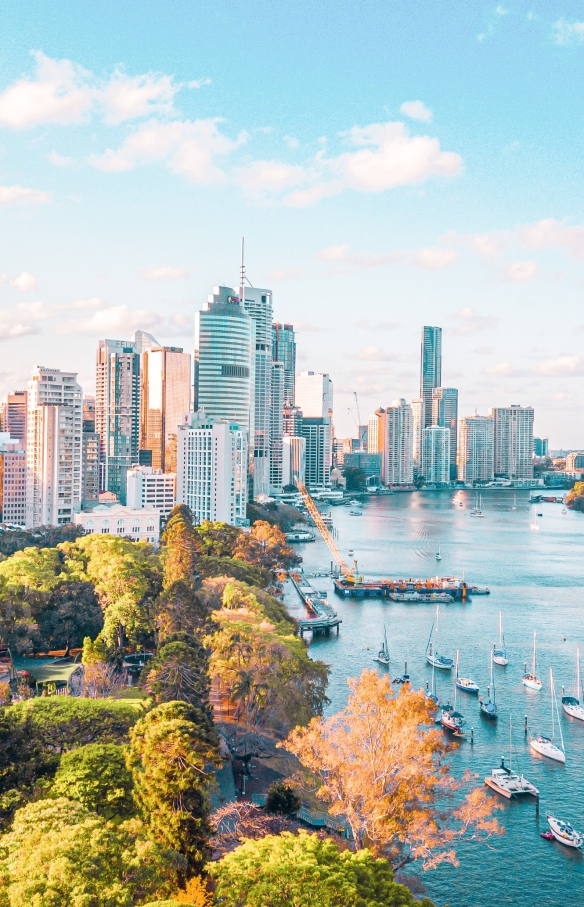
[
  {"left": 265, "top": 780, "right": 301, "bottom": 816},
  {"left": 6, "top": 696, "right": 140, "bottom": 755},
  {"left": 210, "top": 801, "right": 305, "bottom": 858},
  {"left": 209, "top": 831, "right": 435, "bottom": 907},
  {"left": 154, "top": 580, "right": 209, "bottom": 639},
  {"left": 0, "top": 710, "right": 57, "bottom": 824},
  {"left": 144, "top": 876, "right": 213, "bottom": 905},
  {"left": 197, "top": 555, "right": 271, "bottom": 588},
  {"left": 247, "top": 501, "right": 305, "bottom": 532},
  {"left": 0, "top": 797, "right": 184, "bottom": 907},
  {"left": 233, "top": 521, "right": 300, "bottom": 571},
  {"left": 51, "top": 743, "right": 135, "bottom": 821},
  {"left": 144, "top": 634, "right": 212, "bottom": 718},
  {"left": 82, "top": 634, "right": 109, "bottom": 665},
  {"left": 74, "top": 660, "right": 129, "bottom": 699},
  {"left": 34, "top": 581, "right": 103, "bottom": 653},
  {"left": 0, "top": 524, "right": 83, "bottom": 558},
  {"left": 127, "top": 701, "right": 220, "bottom": 877},
  {"left": 566, "top": 482, "right": 584, "bottom": 511},
  {"left": 0, "top": 546, "right": 66, "bottom": 592},
  {"left": 192, "top": 521, "right": 241, "bottom": 558},
  {"left": 161, "top": 506, "right": 200, "bottom": 589},
  {"left": 0, "top": 586, "right": 41, "bottom": 654},
  {"left": 343, "top": 466, "right": 367, "bottom": 491},
  {"left": 285, "top": 669, "right": 501, "bottom": 869}
]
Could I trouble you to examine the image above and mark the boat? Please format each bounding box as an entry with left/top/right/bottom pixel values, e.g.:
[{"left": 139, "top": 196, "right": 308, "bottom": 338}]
[
  {"left": 390, "top": 591, "right": 454, "bottom": 603},
  {"left": 349, "top": 510, "right": 362, "bottom": 516},
  {"left": 347, "top": 549, "right": 354, "bottom": 557},
  {"left": 530, "top": 507, "right": 540, "bottom": 531},
  {"left": 493, "top": 611, "right": 508, "bottom": 666},
  {"left": 468, "top": 585, "right": 490, "bottom": 595},
  {"left": 442, "top": 652, "right": 466, "bottom": 736},
  {"left": 512, "top": 493, "right": 517, "bottom": 511},
  {"left": 470, "top": 493, "right": 485, "bottom": 517},
  {"left": 522, "top": 631, "right": 543, "bottom": 690},
  {"left": 546, "top": 815, "right": 583, "bottom": 848},
  {"left": 425, "top": 606, "right": 454, "bottom": 670},
  {"left": 540, "top": 831, "right": 555, "bottom": 841},
  {"left": 484, "top": 716, "right": 538, "bottom": 798},
  {"left": 530, "top": 668, "right": 565, "bottom": 763},
  {"left": 479, "top": 650, "right": 498, "bottom": 718},
  {"left": 374, "top": 625, "right": 390, "bottom": 667},
  {"left": 562, "top": 647, "right": 584, "bottom": 720},
  {"left": 436, "top": 535, "right": 442, "bottom": 561},
  {"left": 286, "top": 530, "right": 316, "bottom": 542},
  {"left": 455, "top": 648, "right": 479, "bottom": 694}
]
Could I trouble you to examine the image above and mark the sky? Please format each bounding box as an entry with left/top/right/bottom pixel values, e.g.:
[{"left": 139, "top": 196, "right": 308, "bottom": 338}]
[{"left": 1, "top": 1, "right": 584, "bottom": 444}]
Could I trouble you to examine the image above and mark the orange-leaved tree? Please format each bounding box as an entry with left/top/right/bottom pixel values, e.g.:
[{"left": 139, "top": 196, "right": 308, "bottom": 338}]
[
  {"left": 233, "top": 521, "right": 299, "bottom": 571},
  {"left": 284, "top": 669, "right": 501, "bottom": 871}
]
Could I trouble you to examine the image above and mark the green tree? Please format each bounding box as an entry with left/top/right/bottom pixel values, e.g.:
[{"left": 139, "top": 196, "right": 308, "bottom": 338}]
[
  {"left": 0, "top": 546, "right": 66, "bottom": 592},
  {"left": 127, "top": 701, "right": 220, "bottom": 877},
  {"left": 0, "top": 524, "right": 83, "bottom": 558},
  {"left": 34, "top": 581, "right": 103, "bottom": 654},
  {"left": 0, "top": 797, "right": 184, "bottom": 907},
  {"left": 0, "top": 584, "right": 42, "bottom": 654},
  {"left": 144, "top": 634, "right": 212, "bottom": 719},
  {"left": 197, "top": 555, "right": 271, "bottom": 588},
  {"left": 265, "top": 780, "right": 301, "bottom": 816},
  {"left": 161, "top": 506, "right": 200, "bottom": 589},
  {"left": 51, "top": 743, "right": 135, "bottom": 821},
  {"left": 0, "top": 710, "right": 57, "bottom": 823},
  {"left": 193, "top": 521, "right": 241, "bottom": 557},
  {"left": 154, "top": 580, "right": 209, "bottom": 639},
  {"left": 209, "top": 831, "right": 435, "bottom": 907},
  {"left": 343, "top": 466, "right": 366, "bottom": 491}
]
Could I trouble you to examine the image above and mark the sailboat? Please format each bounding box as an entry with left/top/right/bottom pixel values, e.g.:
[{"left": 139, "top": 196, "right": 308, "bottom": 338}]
[
  {"left": 493, "top": 611, "right": 508, "bottom": 666},
  {"left": 436, "top": 535, "right": 442, "bottom": 561},
  {"left": 530, "top": 668, "right": 566, "bottom": 763},
  {"left": 511, "top": 493, "right": 517, "bottom": 511},
  {"left": 530, "top": 506, "right": 540, "bottom": 531},
  {"left": 456, "top": 652, "right": 479, "bottom": 694},
  {"left": 484, "top": 717, "right": 539, "bottom": 798},
  {"left": 562, "top": 648, "right": 584, "bottom": 720},
  {"left": 470, "top": 493, "right": 485, "bottom": 518},
  {"left": 442, "top": 651, "right": 466, "bottom": 736},
  {"left": 374, "top": 625, "right": 390, "bottom": 667},
  {"left": 522, "top": 631, "right": 543, "bottom": 690},
  {"left": 479, "top": 650, "right": 498, "bottom": 718},
  {"left": 425, "top": 606, "right": 454, "bottom": 670}
]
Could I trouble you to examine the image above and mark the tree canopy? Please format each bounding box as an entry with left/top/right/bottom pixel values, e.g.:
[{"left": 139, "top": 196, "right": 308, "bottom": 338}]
[
  {"left": 51, "top": 743, "right": 135, "bottom": 821},
  {"left": 233, "top": 521, "right": 299, "bottom": 571},
  {"left": 144, "top": 634, "right": 212, "bottom": 719},
  {"left": 161, "top": 506, "right": 200, "bottom": 589}
]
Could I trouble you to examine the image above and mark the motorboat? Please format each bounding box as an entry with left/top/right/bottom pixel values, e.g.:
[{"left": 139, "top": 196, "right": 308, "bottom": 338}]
[
  {"left": 493, "top": 611, "right": 508, "bottom": 666},
  {"left": 347, "top": 549, "right": 354, "bottom": 557},
  {"left": 436, "top": 536, "right": 442, "bottom": 561},
  {"left": 349, "top": 510, "right": 362, "bottom": 516},
  {"left": 562, "top": 647, "right": 584, "bottom": 720},
  {"left": 522, "top": 631, "right": 543, "bottom": 690},
  {"left": 393, "top": 662, "right": 410, "bottom": 685},
  {"left": 484, "top": 718, "right": 538, "bottom": 798},
  {"left": 547, "top": 815, "right": 583, "bottom": 849},
  {"left": 286, "top": 530, "right": 316, "bottom": 542},
  {"left": 374, "top": 625, "right": 390, "bottom": 667},
  {"left": 456, "top": 675, "right": 480, "bottom": 694},
  {"left": 530, "top": 669, "right": 566, "bottom": 764},
  {"left": 479, "top": 650, "right": 498, "bottom": 719},
  {"left": 468, "top": 585, "right": 490, "bottom": 595}
]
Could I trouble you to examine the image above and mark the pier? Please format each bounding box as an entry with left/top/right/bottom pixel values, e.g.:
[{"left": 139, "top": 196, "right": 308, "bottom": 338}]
[{"left": 290, "top": 574, "right": 342, "bottom": 636}]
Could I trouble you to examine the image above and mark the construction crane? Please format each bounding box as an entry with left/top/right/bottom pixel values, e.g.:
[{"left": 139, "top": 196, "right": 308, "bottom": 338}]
[
  {"left": 354, "top": 392, "right": 365, "bottom": 450},
  {"left": 297, "top": 482, "right": 352, "bottom": 578}
]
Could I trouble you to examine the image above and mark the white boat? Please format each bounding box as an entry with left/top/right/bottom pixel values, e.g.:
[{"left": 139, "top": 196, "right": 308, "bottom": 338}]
[
  {"left": 522, "top": 631, "right": 543, "bottom": 690},
  {"left": 470, "top": 493, "right": 485, "bottom": 517},
  {"left": 562, "top": 647, "right": 584, "bottom": 720},
  {"left": 479, "top": 650, "right": 498, "bottom": 719},
  {"left": 484, "top": 718, "right": 538, "bottom": 798},
  {"left": 425, "top": 607, "right": 454, "bottom": 670},
  {"left": 530, "top": 506, "right": 540, "bottom": 531},
  {"left": 530, "top": 669, "right": 566, "bottom": 763},
  {"left": 349, "top": 510, "right": 362, "bottom": 516},
  {"left": 511, "top": 493, "right": 517, "bottom": 511},
  {"left": 493, "top": 611, "right": 508, "bottom": 666},
  {"left": 436, "top": 536, "right": 442, "bottom": 561},
  {"left": 374, "top": 625, "right": 390, "bottom": 667},
  {"left": 547, "top": 815, "right": 584, "bottom": 848},
  {"left": 455, "top": 653, "right": 479, "bottom": 694}
]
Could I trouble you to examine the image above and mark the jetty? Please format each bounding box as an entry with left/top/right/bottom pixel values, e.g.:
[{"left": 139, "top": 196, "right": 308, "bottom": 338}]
[{"left": 290, "top": 574, "right": 342, "bottom": 636}]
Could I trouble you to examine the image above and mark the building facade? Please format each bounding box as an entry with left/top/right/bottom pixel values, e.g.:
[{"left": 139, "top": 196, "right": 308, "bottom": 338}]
[
  {"left": 140, "top": 344, "right": 191, "bottom": 474},
  {"left": 74, "top": 503, "right": 160, "bottom": 544},
  {"left": 534, "top": 437, "right": 549, "bottom": 458},
  {"left": 432, "top": 387, "right": 458, "bottom": 481},
  {"left": 301, "top": 418, "right": 332, "bottom": 489},
  {"left": 411, "top": 398, "right": 423, "bottom": 476},
  {"left": 420, "top": 326, "right": 442, "bottom": 429},
  {"left": 270, "top": 360, "right": 285, "bottom": 493},
  {"left": 0, "top": 391, "right": 27, "bottom": 447},
  {"left": 242, "top": 286, "right": 273, "bottom": 498},
  {"left": 457, "top": 414, "right": 494, "bottom": 483},
  {"left": 566, "top": 452, "right": 584, "bottom": 470},
  {"left": 96, "top": 339, "right": 140, "bottom": 504},
  {"left": 282, "top": 435, "right": 306, "bottom": 487},
  {"left": 126, "top": 466, "right": 176, "bottom": 520},
  {"left": 0, "top": 434, "right": 26, "bottom": 526},
  {"left": 343, "top": 451, "right": 383, "bottom": 481},
  {"left": 422, "top": 425, "right": 450, "bottom": 484},
  {"left": 490, "top": 405, "right": 534, "bottom": 481},
  {"left": 272, "top": 323, "right": 296, "bottom": 404},
  {"left": 295, "top": 371, "right": 333, "bottom": 419},
  {"left": 283, "top": 404, "right": 303, "bottom": 437},
  {"left": 386, "top": 399, "right": 414, "bottom": 485}
]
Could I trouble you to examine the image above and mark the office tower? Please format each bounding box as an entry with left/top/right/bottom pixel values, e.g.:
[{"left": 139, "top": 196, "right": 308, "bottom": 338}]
[
  {"left": 301, "top": 418, "right": 332, "bottom": 489},
  {"left": 566, "top": 452, "right": 584, "bottom": 470},
  {"left": 411, "top": 398, "right": 423, "bottom": 475},
  {"left": 176, "top": 411, "right": 247, "bottom": 526},
  {"left": 140, "top": 344, "right": 191, "bottom": 474},
  {"left": 272, "top": 323, "right": 296, "bottom": 404},
  {"left": 457, "top": 414, "right": 494, "bottom": 483},
  {"left": 0, "top": 391, "right": 27, "bottom": 447},
  {"left": 96, "top": 339, "right": 140, "bottom": 504},
  {"left": 241, "top": 286, "right": 273, "bottom": 498},
  {"left": 533, "top": 437, "right": 549, "bottom": 458},
  {"left": 386, "top": 399, "right": 414, "bottom": 484},
  {"left": 422, "top": 425, "right": 450, "bottom": 484},
  {"left": 81, "top": 396, "right": 99, "bottom": 508},
  {"left": 283, "top": 404, "right": 303, "bottom": 436},
  {"left": 420, "top": 326, "right": 442, "bottom": 429},
  {"left": 343, "top": 451, "right": 383, "bottom": 483},
  {"left": 490, "top": 405, "right": 534, "bottom": 481},
  {"left": 359, "top": 425, "right": 368, "bottom": 451},
  {"left": 270, "top": 361, "right": 285, "bottom": 493},
  {"left": 0, "top": 433, "right": 26, "bottom": 526},
  {"left": 333, "top": 437, "right": 353, "bottom": 468},
  {"left": 26, "top": 367, "right": 82, "bottom": 528},
  {"left": 432, "top": 387, "right": 458, "bottom": 481},
  {"left": 282, "top": 435, "right": 306, "bottom": 487},
  {"left": 295, "top": 371, "right": 333, "bottom": 419},
  {"left": 368, "top": 408, "right": 387, "bottom": 478},
  {"left": 126, "top": 466, "right": 176, "bottom": 520}
]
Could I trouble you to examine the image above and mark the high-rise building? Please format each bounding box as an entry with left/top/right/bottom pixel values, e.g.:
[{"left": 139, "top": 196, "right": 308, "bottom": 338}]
[
  {"left": 411, "top": 398, "right": 423, "bottom": 476},
  {"left": 140, "top": 344, "right": 191, "bottom": 474},
  {"left": 566, "top": 452, "right": 584, "bottom": 470},
  {"left": 0, "top": 433, "right": 26, "bottom": 526},
  {"left": 386, "top": 399, "right": 414, "bottom": 485},
  {"left": 422, "top": 425, "right": 450, "bottom": 484},
  {"left": 26, "top": 366, "right": 82, "bottom": 528},
  {"left": 96, "top": 339, "right": 140, "bottom": 504},
  {"left": 270, "top": 361, "right": 285, "bottom": 493},
  {"left": 272, "top": 323, "right": 296, "bottom": 404},
  {"left": 533, "top": 437, "right": 549, "bottom": 458},
  {"left": 432, "top": 387, "right": 458, "bottom": 481},
  {"left": 368, "top": 408, "right": 387, "bottom": 467},
  {"left": 241, "top": 286, "right": 273, "bottom": 498},
  {"left": 457, "top": 414, "right": 494, "bottom": 483},
  {"left": 0, "top": 391, "right": 27, "bottom": 447},
  {"left": 81, "top": 396, "right": 99, "bottom": 508},
  {"left": 282, "top": 435, "right": 306, "bottom": 487},
  {"left": 126, "top": 466, "right": 176, "bottom": 520},
  {"left": 343, "top": 451, "right": 383, "bottom": 482},
  {"left": 490, "top": 405, "right": 534, "bottom": 481},
  {"left": 176, "top": 411, "right": 247, "bottom": 526},
  {"left": 333, "top": 437, "right": 353, "bottom": 468},
  {"left": 295, "top": 371, "right": 333, "bottom": 419},
  {"left": 283, "top": 404, "right": 303, "bottom": 437},
  {"left": 301, "top": 418, "right": 332, "bottom": 490},
  {"left": 420, "top": 326, "right": 442, "bottom": 429}
]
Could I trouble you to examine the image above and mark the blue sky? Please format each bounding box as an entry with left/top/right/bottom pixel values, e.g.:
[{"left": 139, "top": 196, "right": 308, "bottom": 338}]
[{"left": 1, "top": 1, "right": 584, "bottom": 444}]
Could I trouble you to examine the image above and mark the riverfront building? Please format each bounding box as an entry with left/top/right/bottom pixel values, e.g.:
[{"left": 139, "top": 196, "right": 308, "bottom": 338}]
[
  {"left": 242, "top": 286, "right": 273, "bottom": 497},
  {"left": 490, "top": 405, "right": 534, "bottom": 482},
  {"left": 296, "top": 372, "right": 333, "bottom": 490},
  {"left": 386, "top": 399, "right": 414, "bottom": 485},
  {"left": 282, "top": 435, "right": 306, "bottom": 487},
  {"left": 422, "top": 425, "right": 450, "bottom": 484},
  {"left": 95, "top": 338, "right": 140, "bottom": 505},
  {"left": 81, "top": 398, "right": 99, "bottom": 508},
  {"left": 457, "top": 414, "right": 494, "bottom": 483},
  {"left": 270, "top": 360, "right": 285, "bottom": 493},
  {"left": 411, "top": 398, "right": 423, "bottom": 476},
  {"left": 432, "top": 387, "right": 458, "bottom": 481},
  {"left": 420, "top": 326, "right": 442, "bottom": 429}
]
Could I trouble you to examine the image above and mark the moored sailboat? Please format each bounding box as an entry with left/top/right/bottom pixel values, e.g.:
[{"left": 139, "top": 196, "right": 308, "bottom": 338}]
[
  {"left": 522, "top": 631, "right": 543, "bottom": 690},
  {"left": 425, "top": 606, "right": 454, "bottom": 670},
  {"left": 441, "top": 651, "right": 466, "bottom": 736},
  {"left": 493, "top": 611, "right": 508, "bottom": 666},
  {"left": 530, "top": 668, "right": 566, "bottom": 763},
  {"left": 479, "top": 650, "right": 498, "bottom": 719},
  {"left": 455, "top": 652, "right": 479, "bottom": 694},
  {"left": 546, "top": 815, "right": 583, "bottom": 848},
  {"left": 484, "top": 717, "right": 539, "bottom": 798},
  {"left": 562, "top": 647, "right": 584, "bottom": 720},
  {"left": 373, "top": 624, "right": 390, "bottom": 667}
]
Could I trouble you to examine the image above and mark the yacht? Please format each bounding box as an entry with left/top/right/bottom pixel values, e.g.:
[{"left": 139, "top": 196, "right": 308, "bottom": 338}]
[
  {"left": 441, "top": 652, "right": 466, "bottom": 737},
  {"left": 562, "top": 648, "right": 584, "bottom": 720},
  {"left": 479, "top": 651, "right": 498, "bottom": 719},
  {"left": 484, "top": 717, "right": 538, "bottom": 798},
  {"left": 425, "top": 607, "right": 454, "bottom": 670},
  {"left": 455, "top": 653, "right": 479, "bottom": 694},
  {"left": 470, "top": 493, "right": 485, "bottom": 517},
  {"left": 547, "top": 815, "right": 583, "bottom": 848},
  {"left": 530, "top": 669, "right": 566, "bottom": 764},
  {"left": 522, "top": 631, "right": 542, "bottom": 690},
  {"left": 373, "top": 625, "right": 390, "bottom": 667},
  {"left": 493, "top": 611, "right": 508, "bottom": 666}
]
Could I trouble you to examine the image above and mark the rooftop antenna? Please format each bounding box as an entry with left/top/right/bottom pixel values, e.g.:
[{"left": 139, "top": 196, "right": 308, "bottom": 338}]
[{"left": 239, "top": 237, "right": 254, "bottom": 303}]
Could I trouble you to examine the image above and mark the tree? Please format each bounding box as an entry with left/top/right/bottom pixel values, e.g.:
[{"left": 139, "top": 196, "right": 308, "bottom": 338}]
[
  {"left": 197, "top": 556, "right": 271, "bottom": 589},
  {"left": 193, "top": 520, "right": 241, "bottom": 557},
  {"left": 285, "top": 669, "right": 501, "bottom": 870},
  {"left": 51, "top": 743, "right": 135, "bottom": 821},
  {"left": 0, "top": 546, "right": 66, "bottom": 592},
  {"left": 265, "top": 780, "right": 301, "bottom": 816},
  {"left": 0, "top": 797, "right": 184, "bottom": 907},
  {"left": 127, "top": 701, "right": 220, "bottom": 877},
  {"left": 73, "top": 660, "right": 129, "bottom": 699},
  {"left": 0, "top": 710, "right": 57, "bottom": 824},
  {"left": 34, "top": 581, "right": 103, "bottom": 654},
  {"left": 161, "top": 506, "right": 200, "bottom": 589},
  {"left": 154, "top": 579, "right": 209, "bottom": 639},
  {"left": 233, "top": 521, "right": 299, "bottom": 571},
  {"left": 0, "top": 585, "right": 42, "bottom": 654},
  {"left": 0, "top": 524, "right": 83, "bottom": 558},
  {"left": 209, "top": 831, "right": 436, "bottom": 907},
  {"left": 144, "top": 634, "right": 212, "bottom": 718},
  {"left": 343, "top": 466, "right": 366, "bottom": 491}
]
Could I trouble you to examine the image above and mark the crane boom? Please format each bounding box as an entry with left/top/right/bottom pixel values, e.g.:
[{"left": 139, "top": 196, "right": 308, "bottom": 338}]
[
  {"left": 354, "top": 392, "right": 363, "bottom": 449},
  {"left": 297, "top": 482, "right": 350, "bottom": 575}
]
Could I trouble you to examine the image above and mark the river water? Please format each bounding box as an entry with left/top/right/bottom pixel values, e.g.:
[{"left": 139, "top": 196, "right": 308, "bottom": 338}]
[{"left": 284, "top": 490, "right": 584, "bottom": 907}]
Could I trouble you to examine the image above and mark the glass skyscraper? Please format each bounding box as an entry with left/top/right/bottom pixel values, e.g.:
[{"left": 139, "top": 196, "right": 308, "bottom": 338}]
[
  {"left": 420, "top": 326, "right": 442, "bottom": 429},
  {"left": 140, "top": 345, "right": 191, "bottom": 474},
  {"left": 431, "top": 386, "right": 458, "bottom": 481},
  {"left": 96, "top": 339, "right": 140, "bottom": 505},
  {"left": 272, "top": 323, "right": 296, "bottom": 404}
]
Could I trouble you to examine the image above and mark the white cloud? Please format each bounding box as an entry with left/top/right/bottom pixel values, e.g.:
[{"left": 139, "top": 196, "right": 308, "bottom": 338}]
[
  {"left": 0, "top": 185, "right": 51, "bottom": 206},
  {"left": 353, "top": 345, "right": 400, "bottom": 362},
  {"left": 293, "top": 321, "right": 320, "bottom": 332},
  {"left": 0, "top": 52, "right": 93, "bottom": 128},
  {"left": 532, "top": 355, "right": 584, "bottom": 377},
  {"left": 501, "top": 259, "right": 539, "bottom": 282},
  {"left": 400, "top": 100, "right": 433, "bottom": 123},
  {"left": 413, "top": 247, "right": 460, "bottom": 270},
  {"left": 235, "top": 159, "right": 307, "bottom": 201},
  {"left": 355, "top": 320, "right": 401, "bottom": 330},
  {"left": 483, "top": 362, "right": 515, "bottom": 377},
  {"left": 473, "top": 346, "right": 495, "bottom": 355},
  {"left": 267, "top": 268, "right": 303, "bottom": 280},
  {"left": 319, "top": 243, "right": 351, "bottom": 262},
  {"left": 495, "top": 5, "right": 509, "bottom": 15},
  {"left": 453, "top": 307, "right": 496, "bottom": 335},
  {"left": 57, "top": 304, "right": 163, "bottom": 335},
  {"left": 444, "top": 229, "right": 508, "bottom": 261},
  {"left": 318, "top": 242, "right": 404, "bottom": 269},
  {"left": 47, "top": 151, "right": 73, "bottom": 167},
  {"left": 101, "top": 71, "right": 178, "bottom": 124},
  {"left": 56, "top": 297, "right": 107, "bottom": 311},
  {"left": 0, "top": 301, "right": 48, "bottom": 340},
  {"left": 188, "top": 77, "right": 212, "bottom": 89},
  {"left": 141, "top": 266, "right": 190, "bottom": 281},
  {"left": 10, "top": 272, "right": 37, "bottom": 292},
  {"left": 519, "top": 218, "right": 584, "bottom": 259},
  {"left": 554, "top": 19, "right": 584, "bottom": 45}
]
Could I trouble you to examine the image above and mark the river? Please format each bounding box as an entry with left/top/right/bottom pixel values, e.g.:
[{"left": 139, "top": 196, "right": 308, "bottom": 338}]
[{"left": 283, "top": 489, "right": 584, "bottom": 907}]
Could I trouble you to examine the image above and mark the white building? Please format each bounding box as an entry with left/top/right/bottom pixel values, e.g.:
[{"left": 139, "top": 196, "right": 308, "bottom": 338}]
[
  {"left": 176, "top": 411, "right": 247, "bottom": 526},
  {"left": 432, "top": 387, "right": 458, "bottom": 481},
  {"left": 422, "top": 426, "right": 450, "bottom": 484},
  {"left": 457, "top": 415, "right": 494, "bottom": 484},
  {"left": 411, "top": 398, "right": 423, "bottom": 476},
  {"left": 490, "top": 405, "right": 534, "bottom": 482},
  {"left": 26, "top": 367, "right": 82, "bottom": 528},
  {"left": 295, "top": 371, "right": 333, "bottom": 419},
  {"left": 74, "top": 503, "right": 160, "bottom": 544},
  {"left": 386, "top": 399, "right": 413, "bottom": 485},
  {"left": 126, "top": 466, "right": 176, "bottom": 520},
  {"left": 242, "top": 286, "right": 273, "bottom": 498},
  {"left": 282, "top": 435, "right": 306, "bottom": 487}
]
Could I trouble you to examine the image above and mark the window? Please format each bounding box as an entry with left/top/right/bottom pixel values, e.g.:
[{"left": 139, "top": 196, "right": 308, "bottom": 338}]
[{"left": 101, "top": 528, "right": 109, "bottom": 534}]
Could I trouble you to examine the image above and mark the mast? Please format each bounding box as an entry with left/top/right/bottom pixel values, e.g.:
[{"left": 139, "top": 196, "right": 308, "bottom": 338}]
[
  {"left": 509, "top": 715, "right": 512, "bottom": 772},
  {"left": 550, "top": 668, "right": 555, "bottom": 743},
  {"left": 499, "top": 611, "right": 503, "bottom": 648},
  {"left": 532, "top": 631, "right": 537, "bottom": 677},
  {"left": 454, "top": 650, "right": 459, "bottom": 710},
  {"left": 491, "top": 649, "right": 496, "bottom": 704},
  {"left": 577, "top": 647, "right": 581, "bottom": 702}
]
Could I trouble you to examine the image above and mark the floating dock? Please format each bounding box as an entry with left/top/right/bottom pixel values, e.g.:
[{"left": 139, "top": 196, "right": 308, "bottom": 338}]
[
  {"left": 334, "top": 575, "right": 471, "bottom": 601},
  {"left": 290, "top": 574, "right": 342, "bottom": 636}
]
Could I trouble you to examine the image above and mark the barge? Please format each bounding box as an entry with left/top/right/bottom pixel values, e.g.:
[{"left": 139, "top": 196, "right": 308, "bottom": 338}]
[{"left": 334, "top": 574, "right": 470, "bottom": 601}]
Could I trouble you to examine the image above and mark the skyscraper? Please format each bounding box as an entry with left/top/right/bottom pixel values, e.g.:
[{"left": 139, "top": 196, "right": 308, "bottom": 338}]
[
  {"left": 270, "top": 360, "right": 285, "bottom": 493},
  {"left": 386, "top": 399, "right": 414, "bottom": 485},
  {"left": 296, "top": 372, "right": 333, "bottom": 490},
  {"left": 26, "top": 366, "right": 82, "bottom": 528},
  {"left": 411, "top": 398, "right": 423, "bottom": 476},
  {"left": 0, "top": 433, "right": 26, "bottom": 526},
  {"left": 140, "top": 344, "right": 191, "bottom": 474},
  {"left": 432, "top": 387, "right": 458, "bottom": 481},
  {"left": 490, "top": 405, "right": 534, "bottom": 481},
  {"left": 283, "top": 403, "right": 303, "bottom": 437},
  {"left": 422, "top": 425, "right": 450, "bottom": 484},
  {"left": 295, "top": 372, "right": 333, "bottom": 419},
  {"left": 96, "top": 339, "right": 140, "bottom": 504},
  {"left": 420, "top": 326, "right": 442, "bottom": 429},
  {"left": 81, "top": 395, "right": 99, "bottom": 507},
  {"left": 242, "top": 286, "right": 273, "bottom": 498},
  {"left": 272, "top": 323, "right": 296, "bottom": 404},
  {"left": 0, "top": 391, "right": 27, "bottom": 447},
  {"left": 457, "top": 414, "right": 494, "bottom": 483}
]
